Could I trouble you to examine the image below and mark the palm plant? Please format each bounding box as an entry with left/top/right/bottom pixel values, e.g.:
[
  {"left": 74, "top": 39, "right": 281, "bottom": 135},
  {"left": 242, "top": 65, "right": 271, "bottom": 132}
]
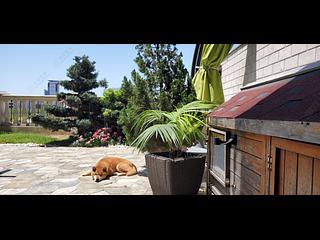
[{"left": 131, "top": 101, "right": 217, "bottom": 155}]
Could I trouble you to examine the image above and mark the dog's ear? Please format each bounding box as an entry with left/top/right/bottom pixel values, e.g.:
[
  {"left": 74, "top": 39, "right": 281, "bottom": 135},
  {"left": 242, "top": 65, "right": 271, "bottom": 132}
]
[
  {"left": 92, "top": 166, "right": 96, "bottom": 172},
  {"left": 103, "top": 167, "right": 107, "bottom": 173}
]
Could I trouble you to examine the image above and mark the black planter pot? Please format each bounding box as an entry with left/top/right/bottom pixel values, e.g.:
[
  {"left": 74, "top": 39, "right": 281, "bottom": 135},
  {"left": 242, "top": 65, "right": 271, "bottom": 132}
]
[{"left": 145, "top": 152, "right": 206, "bottom": 195}]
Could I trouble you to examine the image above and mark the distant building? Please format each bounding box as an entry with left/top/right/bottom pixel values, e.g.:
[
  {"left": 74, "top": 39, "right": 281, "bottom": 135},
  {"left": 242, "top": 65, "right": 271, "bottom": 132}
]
[
  {"left": 0, "top": 91, "right": 9, "bottom": 96},
  {"left": 0, "top": 91, "right": 58, "bottom": 126},
  {"left": 44, "top": 80, "right": 59, "bottom": 95}
]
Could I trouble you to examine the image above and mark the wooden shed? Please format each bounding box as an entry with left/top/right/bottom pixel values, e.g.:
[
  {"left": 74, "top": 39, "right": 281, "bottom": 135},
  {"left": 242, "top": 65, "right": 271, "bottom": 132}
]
[{"left": 206, "top": 68, "right": 320, "bottom": 195}]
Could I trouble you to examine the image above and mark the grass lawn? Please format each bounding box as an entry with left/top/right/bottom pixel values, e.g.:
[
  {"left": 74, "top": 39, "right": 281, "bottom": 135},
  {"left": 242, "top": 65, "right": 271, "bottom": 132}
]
[{"left": 0, "top": 132, "right": 71, "bottom": 145}]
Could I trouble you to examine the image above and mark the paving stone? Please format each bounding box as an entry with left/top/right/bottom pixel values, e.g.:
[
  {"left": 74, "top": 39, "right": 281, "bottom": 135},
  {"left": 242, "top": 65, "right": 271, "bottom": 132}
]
[
  {"left": 1, "top": 169, "right": 24, "bottom": 175},
  {"left": 49, "top": 178, "right": 79, "bottom": 188},
  {"left": 0, "top": 188, "right": 28, "bottom": 194},
  {"left": 116, "top": 178, "right": 139, "bottom": 184},
  {"left": 98, "top": 180, "right": 113, "bottom": 185},
  {"left": 91, "top": 191, "right": 110, "bottom": 195},
  {"left": 77, "top": 164, "right": 92, "bottom": 168},
  {"left": 2, "top": 180, "right": 35, "bottom": 188},
  {"left": 13, "top": 159, "right": 32, "bottom": 164},
  {"left": 50, "top": 178, "right": 78, "bottom": 183},
  {"left": 40, "top": 173, "right": 60, "bottom": 179},
  {"left": 34, "top": 166, "right": 59, "bottom": 174},
  {"left": 0, "top": 145, "right": 152, "bottom": 195},
  {"left": 51, "top": 186, "right": 78, "bottom": 195},
  {"left": 71, "top": 188, "right": 102, "bottom": 195},
  {"left": 77, "top": 182, "right": 105, "bottom": 189},
  {"left": 35, "top": 157, "right": 52, "bottom": 160},
  {"left": 0, "top": 179, "right": 15, "bottom": 185},
  {"left": 104, "top": 188, "right": 130, "bottom": 195},
  {"left": 26, "top": 184, "right": 60, "bottom": 194},
  {"left": 0, "top": 159, "right": 12, "bottom": 162}
]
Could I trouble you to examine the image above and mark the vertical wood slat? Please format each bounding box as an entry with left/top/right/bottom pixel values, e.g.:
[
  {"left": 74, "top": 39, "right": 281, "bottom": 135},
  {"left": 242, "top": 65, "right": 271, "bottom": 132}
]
[
  {"left": 297, "top": 154, "right": 313, "bottom": 195},
  {"left": 269, "top": 138, "right": 277, "bottom": 195},
  {"left": 265, "top": 136, "right": 272, "bottom": 195},
  {"left": 284, "top": 151, "right": 298, "bottom": 195},
  {"left": 312, "top": 158, "right": 320, "bottom": 195},
  {"left": 260, "top": 135, "right": 268, "bottom": 195},
  {"left": 278, "top": 149, "right": 285, "bottom": 195}
]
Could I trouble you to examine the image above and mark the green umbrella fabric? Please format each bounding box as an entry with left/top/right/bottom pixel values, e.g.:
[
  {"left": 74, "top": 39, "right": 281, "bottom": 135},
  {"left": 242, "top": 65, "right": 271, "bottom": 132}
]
[{"left": 192, "top": 44, "right": 233, "bottom": 104}]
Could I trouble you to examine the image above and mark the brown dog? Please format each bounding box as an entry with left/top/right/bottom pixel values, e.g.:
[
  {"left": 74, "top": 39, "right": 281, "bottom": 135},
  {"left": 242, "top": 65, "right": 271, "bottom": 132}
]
[{"left": 82, "top": 156, "right": 137, "bottom": 182}]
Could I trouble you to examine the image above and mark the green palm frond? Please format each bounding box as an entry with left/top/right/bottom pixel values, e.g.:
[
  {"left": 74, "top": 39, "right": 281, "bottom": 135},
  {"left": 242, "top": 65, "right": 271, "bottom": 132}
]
[
  {"left": 131, "top": 100, "right": 216, "bottom": 152},
  {"left": 131, "top": 110, "right": 170, "bottom": 132},
  {"left": 131, "top": 123, "right": 184, "bottom": 152},
  {"left": 176, "top": 100, "right": 217, "bottom": 114}
]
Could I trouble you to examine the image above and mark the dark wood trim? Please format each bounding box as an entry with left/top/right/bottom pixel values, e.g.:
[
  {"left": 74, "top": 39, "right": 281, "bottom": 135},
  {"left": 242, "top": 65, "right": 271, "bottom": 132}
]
[{"left": 208, "top": 117, "right": 320, "bottom": 145}]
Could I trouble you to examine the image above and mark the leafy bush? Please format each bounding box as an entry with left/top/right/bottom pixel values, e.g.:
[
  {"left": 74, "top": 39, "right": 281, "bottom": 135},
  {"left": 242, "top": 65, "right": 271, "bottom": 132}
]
[{"left": 72, "top": 127, "right": 124, "bottom": 147}]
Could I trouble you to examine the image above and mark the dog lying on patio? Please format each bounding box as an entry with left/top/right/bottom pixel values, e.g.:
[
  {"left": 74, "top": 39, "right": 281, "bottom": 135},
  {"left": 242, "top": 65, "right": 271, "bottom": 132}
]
[{"left": 82, "top": 156, "right": 138, "bottom": 182}]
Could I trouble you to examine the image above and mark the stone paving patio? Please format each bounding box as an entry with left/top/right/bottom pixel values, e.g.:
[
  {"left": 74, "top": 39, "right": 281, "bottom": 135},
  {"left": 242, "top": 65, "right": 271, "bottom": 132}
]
[{"left": 0, "top": 144, "right": 152, "bottom": 195}]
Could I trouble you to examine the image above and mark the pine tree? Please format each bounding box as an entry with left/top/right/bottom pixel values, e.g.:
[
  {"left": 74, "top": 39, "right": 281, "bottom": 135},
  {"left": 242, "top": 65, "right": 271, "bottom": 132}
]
[
  {"left": 118, "top": 71, "right": 152, "bottom": 143},
  {"left": 119, "top": 44, "right": 196, "bottom": 143},
  {"left": 120, "top": 76, "right": 133, "bottom": 106},
  {"left": 134, "top": 44, "right": 195, "bottom": 111},
  {"left": 32, "top": 55, "right": 107, "bottom": 136}
]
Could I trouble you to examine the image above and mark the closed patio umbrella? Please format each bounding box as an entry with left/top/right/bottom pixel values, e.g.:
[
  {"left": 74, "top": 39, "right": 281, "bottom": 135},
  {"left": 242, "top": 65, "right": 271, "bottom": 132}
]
[{"left": 192, "top": 44, "right": 232, "bottom": 104}]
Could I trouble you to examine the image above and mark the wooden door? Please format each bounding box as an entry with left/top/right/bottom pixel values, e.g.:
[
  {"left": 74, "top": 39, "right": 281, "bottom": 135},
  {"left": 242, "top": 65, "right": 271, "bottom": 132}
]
[{"left": 269, "top": 137, "right": 320, "bottom": 195}]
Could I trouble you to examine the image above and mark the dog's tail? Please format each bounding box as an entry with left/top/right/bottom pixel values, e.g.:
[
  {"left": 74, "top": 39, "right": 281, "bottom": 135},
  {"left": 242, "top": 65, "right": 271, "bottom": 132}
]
[
  {"left": 82, "top": 170, "right": 92, "bottom": 176},
  {"left": 126, "top": 163, "right": 138, "bottom": 176}
]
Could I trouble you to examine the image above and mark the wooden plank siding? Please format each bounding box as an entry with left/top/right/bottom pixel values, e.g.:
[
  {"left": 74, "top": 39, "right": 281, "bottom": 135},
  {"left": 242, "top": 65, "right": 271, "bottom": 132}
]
[
  {"left": 312, "top": 159, "right": 320, "bottom": 194},
  {"left": 208, "top": 128, "right": 320, "bottom": 195},
  {"left": 208, "top": 131, "right": 267, "bottom": 195},
  {"left": 230, "top": 148, "right": 263, "bottom": 176},
  {"left": 297, "top": 154, "right": 313, "bottom": 195},
  {"left": 271, "top": 137, "right": 320, "bottom": 195},
  {"left": 230, "top": 172, "right": 260, "bottom": 195},
  {"left": 230, "top": 132, "right": 267, "bottom": 194},
  {"left": 229, "top": 151, "right": 261, "bottom": 191},
  {"left": 283, "top": 151, "right": 298, "bottom": 195},
  {"left": 278, "top": 149, "right": 286, "bottom": 195},
  {"left": 234, "top": 134, "right": 264, "bottom": 159}
]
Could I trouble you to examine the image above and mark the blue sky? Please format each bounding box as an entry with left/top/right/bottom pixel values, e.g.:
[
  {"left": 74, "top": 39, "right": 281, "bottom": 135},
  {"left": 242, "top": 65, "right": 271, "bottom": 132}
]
[{"left": 0, "top": 44, "right": 195, "bottom": 96}]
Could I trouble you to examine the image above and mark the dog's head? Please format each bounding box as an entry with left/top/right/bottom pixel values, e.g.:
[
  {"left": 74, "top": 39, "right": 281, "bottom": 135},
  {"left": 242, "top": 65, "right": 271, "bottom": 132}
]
[{"left": 91, "top": 166, "right": 108, "bottom": 182}]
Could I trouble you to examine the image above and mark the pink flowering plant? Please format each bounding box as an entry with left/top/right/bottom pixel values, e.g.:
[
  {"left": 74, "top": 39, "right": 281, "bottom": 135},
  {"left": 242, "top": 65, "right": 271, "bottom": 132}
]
[{"left": 73, "top": 127, "right": 122, "bottom": 147}]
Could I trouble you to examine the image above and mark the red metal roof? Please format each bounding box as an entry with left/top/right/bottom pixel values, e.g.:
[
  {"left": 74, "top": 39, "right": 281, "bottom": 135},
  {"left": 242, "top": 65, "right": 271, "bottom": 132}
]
[{"left": 207, "top": 69, "right": 320, "bottom": 122}]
